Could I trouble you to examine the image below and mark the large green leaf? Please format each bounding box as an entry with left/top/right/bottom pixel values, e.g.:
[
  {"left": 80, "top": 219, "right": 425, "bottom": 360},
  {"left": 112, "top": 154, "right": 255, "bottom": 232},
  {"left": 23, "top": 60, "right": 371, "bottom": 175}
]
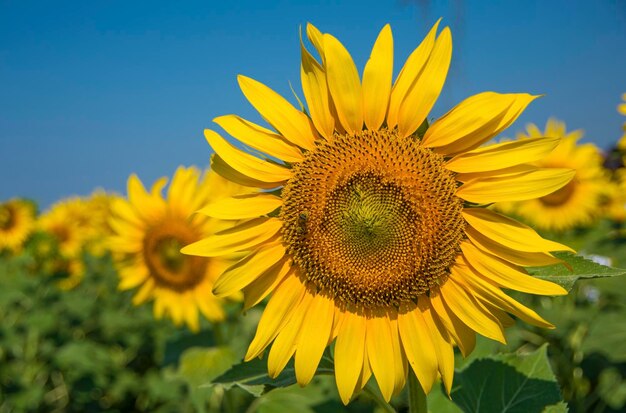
[
  {"left": 526, "top": 252, "right": 626, "bottom": 291},
  {"left": 210, "top": 354, "right": 334, "bottom": 396},
  {"left": 451, "top": 344, "right": 563, "bottom": 413}
]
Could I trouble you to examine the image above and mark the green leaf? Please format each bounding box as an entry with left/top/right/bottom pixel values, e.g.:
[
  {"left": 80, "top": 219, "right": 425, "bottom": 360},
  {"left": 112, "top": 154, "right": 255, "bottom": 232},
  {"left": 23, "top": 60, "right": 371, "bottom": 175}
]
[
  {"left": 210, "top": 354, "right": 334, "bottom": 396},
  {"left": 526, "top": 252, "right": 626, "bottom": 291},
  {"left": 451, "top": 344, "right": 563, "bottom": 413},
  {"left": 178, "top": 346, "right": 237, "bottom": 387}
]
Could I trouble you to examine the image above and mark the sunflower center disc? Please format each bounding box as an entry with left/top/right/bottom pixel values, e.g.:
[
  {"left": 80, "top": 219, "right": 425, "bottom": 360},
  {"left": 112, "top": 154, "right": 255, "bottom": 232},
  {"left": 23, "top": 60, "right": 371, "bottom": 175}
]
[
  {"left": 281, "top": 129, "right": 465, "bottom": 312},
  {"left": 143, "top": 219, "right": 207, "bottom": 291}
]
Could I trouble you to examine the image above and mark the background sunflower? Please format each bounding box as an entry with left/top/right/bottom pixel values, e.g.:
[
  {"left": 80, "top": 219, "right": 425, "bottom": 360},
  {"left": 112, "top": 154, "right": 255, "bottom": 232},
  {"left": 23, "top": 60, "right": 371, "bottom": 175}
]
[
  {"left": 109, "top": 166, "right": 249, "bottom": 332},
  {"left": 497, "top": 119, "right": 609, "bottom": 232}
]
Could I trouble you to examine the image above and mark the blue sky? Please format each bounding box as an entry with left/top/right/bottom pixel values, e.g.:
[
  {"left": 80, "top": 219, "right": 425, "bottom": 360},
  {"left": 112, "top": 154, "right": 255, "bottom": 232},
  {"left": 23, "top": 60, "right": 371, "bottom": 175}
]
[{"left": 1, "top": 0, "right": 625, "bottom": 207}]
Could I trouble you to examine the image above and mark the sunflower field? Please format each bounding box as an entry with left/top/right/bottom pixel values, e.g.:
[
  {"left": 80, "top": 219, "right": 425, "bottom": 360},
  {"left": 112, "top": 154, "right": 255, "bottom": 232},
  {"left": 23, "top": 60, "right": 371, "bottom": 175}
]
[{"left": 2, "top": 9, "right": 626, "bottom": 413}]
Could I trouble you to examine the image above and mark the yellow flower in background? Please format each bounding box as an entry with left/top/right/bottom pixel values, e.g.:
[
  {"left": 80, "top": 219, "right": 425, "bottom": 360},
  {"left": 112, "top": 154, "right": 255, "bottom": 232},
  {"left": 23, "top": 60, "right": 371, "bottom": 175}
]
[
  {"left": 0, "top": 198, "right": 36, "bottom": 253},
  {"left": 618, "top": 93, "right": 626, "bottom": 156},
  {"left": 109, "top": 166, "right": 246, "bottom": 332},
  {"left": 602, "top": 168, "right": 626, "bottom": 222},
  {"left": 54, "top": 256, "right": 86, "bottom": 290},
  {"left": 39, "top": 200, "right": 86, "bottom": 258},
  {"left": 184, "top": 22, "right": 574, "bottom": 403},
  {"left": 500, "top": 119, "right": 608, "bottom": 232},
  {"left": 39, "top": 191, "right": 119, "bottom": 258},
  {"left": 74, "top": 190, "right": 121, "bottom": 256}
]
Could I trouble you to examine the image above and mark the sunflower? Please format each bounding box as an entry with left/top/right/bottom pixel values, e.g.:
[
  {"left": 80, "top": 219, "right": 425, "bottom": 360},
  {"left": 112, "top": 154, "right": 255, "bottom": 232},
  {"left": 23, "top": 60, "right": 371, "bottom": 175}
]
[
  {"left": 38, "top": 199, "right": 86, "bottom": 258},
  {"left": 0, "top": 198, "right": 36, "bottom": 253},
  {"left": 109, "top": 166, "right": 246, "bottom": 332},
  {"left": 602, "top": 168, "right": 626, "bottom": 222},
  {"left": 184, "top": 22, "right": 574, "bottom": 403},
  {"left": 497, "top": 119, "right": 608, "bottom": 232}
]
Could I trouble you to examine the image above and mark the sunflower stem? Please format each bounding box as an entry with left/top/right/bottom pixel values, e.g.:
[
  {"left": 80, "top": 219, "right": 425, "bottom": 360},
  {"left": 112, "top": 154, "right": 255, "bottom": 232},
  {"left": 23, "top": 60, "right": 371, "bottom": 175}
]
[
  {"left": 408, "top": 369, "right": 427, "bottom": 413},
  {"left": 362, "top": 382, "right": 397, "bottom": 413}
]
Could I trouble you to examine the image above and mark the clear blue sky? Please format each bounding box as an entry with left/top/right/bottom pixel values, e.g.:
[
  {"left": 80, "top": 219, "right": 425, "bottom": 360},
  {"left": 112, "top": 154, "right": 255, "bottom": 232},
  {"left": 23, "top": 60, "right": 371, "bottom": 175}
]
[{"left": 1, "top": 0, "right": 625, "bottom": 207}]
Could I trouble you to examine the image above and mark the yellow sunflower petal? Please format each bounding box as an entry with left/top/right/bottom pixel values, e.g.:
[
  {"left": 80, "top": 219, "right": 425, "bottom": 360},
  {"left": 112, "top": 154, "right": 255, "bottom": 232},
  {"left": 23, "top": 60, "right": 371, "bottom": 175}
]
[
  {"left": 439, "top": 279, "right": 506, "bottom": 343},
  {"left": 118, "top": 265, "right": 148, "bottom": 290},
  {"left": 334, "top": 312, "right": 367, "bottom": 405},
  {"left": 132, "top": 277, "right": 155, "bottom": 305},
  {"left": 465, "top": 226, "right": 563, "bottom": 266},
  {"left": 211, "top": 154, "right": 283, "bottom": 190},
  {"left": 205, "top": 129, "right": 292, "bottom": 184},
  {"left": 195, "top": 286, "right": 225, "bottom": 321},
  {"left": 398, "top": 308, "right": 438, "bottom": 394},
  {"left": 246, "top": 276, "right": 307, "bottom": 360},
  {"left": 387, "top": 20, "right": 440, "bottom": 129},
  {"left": 182, "top": 295, "right": 200, "bottom": 332},
  {"left": 306, "top": 23, "right": 325, "bottom": 61},
  {"left": 212, "top": 242, "right": 286, "bottom": 297},
  {"left": 428, "top": 289, "right": 477, "bottom": 357},
  {"left": 397, "top": 27, "right": 452, "bottom": 138},
  {"left": 323, "top": 33, "right": 363, "bottom": 135},
  {"left": 268, "top": 293, "right": 312, "bottom": 377},
  {"left": 419, "top": 297, "right": 454, "bottom": 394},
  {"left": 457, "top": 168, "right": 576, "bottom": 203},
  {"left": 127, "top": 175, "right": 165, "bottom": 222},
  {"left": 365, "top": 317, "right": 395, "bottom": 402},
  {"left": 461, "top": 242, "right": 567, "bottom": 295},
  {"left": 181, "top": 217, "right": 282, "bottom": 257},
  {"left": 390, "top": 318, "right": 408, "bottom": 396},
  {"left": 242, "top": 260, "right": 292, "bottom": 310},
  {"left": 362, "top": 24, "right": 393, "bottom": 131},
  {"left": 214, "top": 115, "right": 304, "bottom": 163},
  {"left": 462, "top": 208, "right": 574, "bottom": 253},
  {"left": 295, "top": 294, "right": 335, "bottom": 385},
  {"left": 237, "top": 75, "right": 317, "bottom": 150},
  {"left": 300, "top": 31, "right": 335, "bottom": 139},
  {"left": 452, "top": 263, "right": 555, "bottom": 329},
  {"left": 454, "top": 164, "right": 536, "bottom": 183},
  {"left": 422, "top": 92, "right": 537, "bottom": 153},
  {"left": 111, "top": 198, "right": 143, "bottom": 227},
  {"left": 196, "top": 193, "right": 282, "bottom": 220},
  {"left": 445, "top": 137, "right": 561, "bottom": 173}
]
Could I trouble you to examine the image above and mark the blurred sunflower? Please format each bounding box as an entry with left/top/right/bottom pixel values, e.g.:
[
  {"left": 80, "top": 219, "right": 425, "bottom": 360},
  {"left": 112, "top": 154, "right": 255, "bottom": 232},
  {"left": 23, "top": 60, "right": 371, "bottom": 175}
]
[
  {"left": 602, "top": 168, "right": 626, "bottom": 222},
  {"left": 184, "top": 22, "right": 574, "bottom": 402},
  {"left": 498, "top": 119, "right": 607, "bottom": 232},
  {"left": 618, "top": 93, "right": 626, "bottom": 159},
  {"left": 109, "top": 166, "right": 246, "bottom": 332},
  {"left": 71, "top": 190, "right": 121, "bottom": 256},
  {"left": 38, "top": 200, "right": 86, "bottom": 258},
  {"left": 0, "top": 198, "right": 36, "bottom": 253}
]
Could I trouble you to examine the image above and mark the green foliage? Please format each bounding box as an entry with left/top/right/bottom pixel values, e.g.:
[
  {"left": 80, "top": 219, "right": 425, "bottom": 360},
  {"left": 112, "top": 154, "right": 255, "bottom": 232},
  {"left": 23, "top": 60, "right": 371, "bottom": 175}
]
[
  {"left": 0, "top": 252, "right": 193, "bottom": 412},
  {"left": 211, "top": 353, "right": 334, "bottom": 396},
  {"left": 526, "top": 252, "right": 626, "bottom": 291},
  {"left": 451, "top": 345, "right": 562, "bottom": 413}
]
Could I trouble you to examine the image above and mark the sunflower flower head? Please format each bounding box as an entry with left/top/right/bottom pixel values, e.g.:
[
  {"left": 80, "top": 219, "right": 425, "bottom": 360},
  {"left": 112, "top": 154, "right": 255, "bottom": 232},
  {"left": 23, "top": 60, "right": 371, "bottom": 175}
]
[
  {"left": 38, "top": 199, "right": 86, "bottom": 259},
  {"left": 185, "top": 22, "right": 574, "bottom": 403},
  {"left": 109, "top": 166, "right": 249, "bottom": 332},
  {"left": 0, "top": 198, "right": 36, "bottom": 253},
  {"left": 497, "top": 118, "right": 608, "bottom": 232}
]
